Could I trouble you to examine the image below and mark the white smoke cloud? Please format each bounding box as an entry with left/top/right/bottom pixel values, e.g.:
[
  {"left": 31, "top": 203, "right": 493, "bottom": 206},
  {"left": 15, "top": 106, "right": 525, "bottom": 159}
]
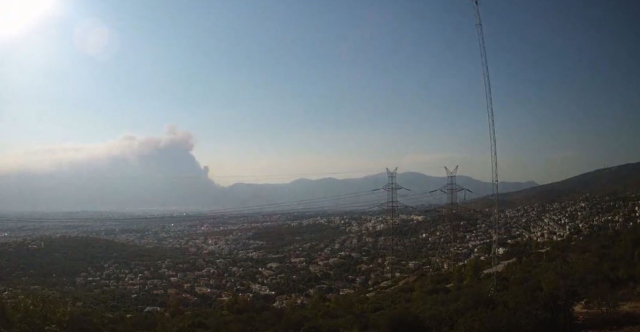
[
  {"left": 1, "top": 125, "right": 198, "bottom": 173},
  {"left": 0, "top": 126, "right": 220, "bottom": 211}
]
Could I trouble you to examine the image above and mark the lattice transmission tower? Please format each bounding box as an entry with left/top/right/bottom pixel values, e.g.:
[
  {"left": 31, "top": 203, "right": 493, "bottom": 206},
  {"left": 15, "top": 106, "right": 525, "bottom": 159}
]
[
  {"left": 375, "top": 167, "right": 411, "bottom": 270},
  {"left": 430, "top": 166, "right": 473, "bottom": 267}
]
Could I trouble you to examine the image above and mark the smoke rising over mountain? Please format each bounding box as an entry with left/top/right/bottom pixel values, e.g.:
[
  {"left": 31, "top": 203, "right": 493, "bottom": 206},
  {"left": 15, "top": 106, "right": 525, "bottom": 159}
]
[
  {"left": 0, "top": 126, "right": 539, "bottom": 212},
  {"left": 0, "top": 126, "right": 219, "bottom": 211}
]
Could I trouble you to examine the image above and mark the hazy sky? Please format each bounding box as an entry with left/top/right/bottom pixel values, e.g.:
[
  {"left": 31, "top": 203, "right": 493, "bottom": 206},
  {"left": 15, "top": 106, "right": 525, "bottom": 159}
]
[{"left": 1, "top": 0, "right": 639, "bottom": 186}]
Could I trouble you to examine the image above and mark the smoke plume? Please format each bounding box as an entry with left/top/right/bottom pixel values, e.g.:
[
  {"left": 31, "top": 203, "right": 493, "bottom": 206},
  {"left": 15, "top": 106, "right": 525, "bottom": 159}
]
[{"left": 0, "top": 126, "right": 220, "bottom": 211}]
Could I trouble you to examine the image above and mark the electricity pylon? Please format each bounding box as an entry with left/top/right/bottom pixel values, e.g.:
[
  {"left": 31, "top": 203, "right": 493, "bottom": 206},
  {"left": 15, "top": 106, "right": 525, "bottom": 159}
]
[
  {"left": 429, "top": 166, "right": 473, "bottom": 268},
  {"left": 375, "top": 167, "right": 411, "bottom": 273}
]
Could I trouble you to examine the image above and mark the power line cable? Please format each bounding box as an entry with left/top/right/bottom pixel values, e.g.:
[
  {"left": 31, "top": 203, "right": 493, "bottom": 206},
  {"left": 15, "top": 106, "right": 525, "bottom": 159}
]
[
  {"left": 213, "top": 169, "right": 383, "bottom": 179},
  {"left": 208, "top": 190, "right": 382, "bottom": 214}
]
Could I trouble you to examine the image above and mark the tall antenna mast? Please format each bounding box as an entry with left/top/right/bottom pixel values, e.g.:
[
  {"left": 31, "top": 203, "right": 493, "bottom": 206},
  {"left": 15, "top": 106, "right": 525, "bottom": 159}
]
[{"left": 471, "top": 0, "right": 500, "bottom": 286}]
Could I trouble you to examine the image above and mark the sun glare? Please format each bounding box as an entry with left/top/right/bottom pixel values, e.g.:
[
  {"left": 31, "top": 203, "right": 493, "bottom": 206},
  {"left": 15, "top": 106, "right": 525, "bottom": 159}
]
[{"left": 0, "top": 0, "right": 57, "bottom": 40}]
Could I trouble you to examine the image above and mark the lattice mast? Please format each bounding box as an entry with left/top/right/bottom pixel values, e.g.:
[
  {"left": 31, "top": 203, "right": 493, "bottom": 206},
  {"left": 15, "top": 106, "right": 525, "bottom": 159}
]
[
  {"left": 382, "top": 167, "right": 407, "bottom": 260},
  {"left": 471, "top": 0, "right": 501, "bottom": 283},
  {"left": 444, "top": 166, "right": 461, "bottom": 244},
  {"left": 430, "top": 166, "right": 471, "bottom": 265}
]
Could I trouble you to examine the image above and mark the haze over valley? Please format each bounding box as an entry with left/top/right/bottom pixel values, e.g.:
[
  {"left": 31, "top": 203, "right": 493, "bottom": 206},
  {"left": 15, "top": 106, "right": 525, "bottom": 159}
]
[{"left": 1, "top": 1, "right": 640, "bottom": 331}]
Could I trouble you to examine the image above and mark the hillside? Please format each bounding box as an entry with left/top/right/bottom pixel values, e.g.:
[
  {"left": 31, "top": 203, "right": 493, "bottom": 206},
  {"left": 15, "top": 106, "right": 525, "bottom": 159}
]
[
  {"left": 472, "top": 161, "right": 640, "bottom": 209},
  {"left": 5, "top": 224, "right": 640, "bottom": 331},
  {"left": 0, "top": 237, "right": 180, "bottom": 287}
]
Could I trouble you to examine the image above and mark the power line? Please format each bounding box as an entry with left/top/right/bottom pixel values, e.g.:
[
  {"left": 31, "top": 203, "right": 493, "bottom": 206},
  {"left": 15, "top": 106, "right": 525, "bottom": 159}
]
[
  {"left": 215, "top": 190, "right": 447, "bottom": 217},
  {"left": 207, "top": 190, "right": 381, "bottom": 215},
  {"left": 7, "top": 190, "right": 446, "bottom": 223},
  {"left": 237, "top": 191, "right": 447, "bottom": 216},
  {"left": 38, "top": 170, "right": 385, "bottom": 181},
  {"left": 212, "top": 170, "right": 383, "bottom": 179},
  {"left": 247, "top": 198, "right": 388, "bottom": 216},
  {"left": 208, "top": 183, "right": 448, "bottom": 216}
]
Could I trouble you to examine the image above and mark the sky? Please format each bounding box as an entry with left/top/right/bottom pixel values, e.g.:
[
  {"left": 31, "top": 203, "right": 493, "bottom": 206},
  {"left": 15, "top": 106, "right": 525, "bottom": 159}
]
[{"left": 1, "top": 0, "right": 639, "bottom": 190}]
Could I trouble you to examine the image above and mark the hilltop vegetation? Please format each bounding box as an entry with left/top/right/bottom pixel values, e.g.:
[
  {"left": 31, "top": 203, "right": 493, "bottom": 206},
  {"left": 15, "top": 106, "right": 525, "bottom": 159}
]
[
  {"left": 471, "top": 161, "right": 640, "bottom": 209},
  {"left": 0, "top": 237, "right": 181, "bottom": 287}
]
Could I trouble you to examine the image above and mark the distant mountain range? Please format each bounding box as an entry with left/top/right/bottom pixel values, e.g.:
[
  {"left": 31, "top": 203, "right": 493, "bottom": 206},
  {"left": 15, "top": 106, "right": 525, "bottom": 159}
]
[
  {"left": 0, "top": 168, "right": 536, "bottom": 212},
  {"left": 11, "top": 160, "right": 640, "bottom": 213},
  {"left": 470, "top": 161, "right": 640, "bottom": 209},
  {"left": 215, "top": 172, "right": 538, "bottom": 212}
]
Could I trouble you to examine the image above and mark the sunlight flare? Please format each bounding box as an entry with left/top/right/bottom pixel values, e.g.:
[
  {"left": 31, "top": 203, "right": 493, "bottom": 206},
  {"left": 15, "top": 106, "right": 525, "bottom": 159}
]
[{"left": 0, "top": 0, "right": 57, "bottom": 40}]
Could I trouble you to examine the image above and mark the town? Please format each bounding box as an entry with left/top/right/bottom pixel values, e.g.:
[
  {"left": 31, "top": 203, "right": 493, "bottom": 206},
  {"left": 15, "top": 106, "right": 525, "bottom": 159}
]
[{"left": 2, "top": 193, "right": 639, "bottom": 312}]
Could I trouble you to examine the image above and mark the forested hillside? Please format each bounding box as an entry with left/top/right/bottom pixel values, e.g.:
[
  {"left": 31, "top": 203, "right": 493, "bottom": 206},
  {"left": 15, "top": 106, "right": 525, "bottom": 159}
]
[{"left": 471, "top": 162, "right": 640, "bottom": 209}]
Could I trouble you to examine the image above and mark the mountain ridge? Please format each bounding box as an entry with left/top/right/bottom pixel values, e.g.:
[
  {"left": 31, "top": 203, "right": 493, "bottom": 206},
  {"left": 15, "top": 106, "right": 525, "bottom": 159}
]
[
  {"left": 218, "top": 172, "right": 538, "bottom": 210},
  {"left": 469, "top": 161, "right": 640, "bottom": 209}
]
